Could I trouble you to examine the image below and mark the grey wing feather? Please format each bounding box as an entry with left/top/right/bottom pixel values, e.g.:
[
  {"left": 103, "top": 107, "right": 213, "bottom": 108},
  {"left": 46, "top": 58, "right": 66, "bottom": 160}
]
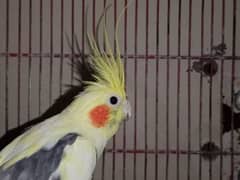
[{"left": 0, "top": 133, "right": 79, "bottom": 180}]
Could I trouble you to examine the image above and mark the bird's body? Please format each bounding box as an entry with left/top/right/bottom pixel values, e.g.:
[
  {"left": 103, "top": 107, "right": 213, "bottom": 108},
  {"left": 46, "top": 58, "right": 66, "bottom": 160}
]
[
  {"left": 0, "top": 103, "right": 107, "bottom": 180},
  {"left": 0, "top": 12, "right": 131, "bottom": 179},
  {"left": 0, "top": 133, "right": 97, "bottom": 180}
]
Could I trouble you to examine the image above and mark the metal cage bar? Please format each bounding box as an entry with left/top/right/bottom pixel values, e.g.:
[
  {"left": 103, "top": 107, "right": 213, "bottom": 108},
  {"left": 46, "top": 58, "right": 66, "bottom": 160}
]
[
  {"left": 0, "top": 0, "right": 239, "bottom": 180},
  {"left": 38, "top": 0, "right": 43, "bottom": 115},
  {"left": 4, "top": 0, "right": 9, "bottom": 132},
  {"left": 199, "top": 0, "right": 205, "bottom": 179},
  {"left": 219, "top": 0, "right": 225, "bottom": 178},
  {"left": 176, "top": 0, "right": 182, "bottom": 179},
  {"left": 155, "top": 1, "right": 160, "bottom": 180},
  {"left": 123, "top": 1, "right": 128, "bottom": 180},
  {"left": 27, "top": 0, "right": 32, "bottom": 122}
]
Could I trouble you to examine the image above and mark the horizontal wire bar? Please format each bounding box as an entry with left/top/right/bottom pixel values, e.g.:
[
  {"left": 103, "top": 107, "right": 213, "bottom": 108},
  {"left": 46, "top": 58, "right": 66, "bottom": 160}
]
[
  {"left": 105, "top": 148, "right": 240, "bottom": 155},
  {"left": 0, "top": 52, "right": 239, "bottom": 61}
]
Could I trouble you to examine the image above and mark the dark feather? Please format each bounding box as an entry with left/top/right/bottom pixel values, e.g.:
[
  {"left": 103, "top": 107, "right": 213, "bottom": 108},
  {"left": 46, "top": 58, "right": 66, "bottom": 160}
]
[
  {"left": 0, "top": 133, "right": 79, "bottom": 180},
  {"left": 0, "top": 5, "right": 110, "bottom": 152},
  {"left": 222, "top": 103, "right": 240, "bottom": 134},
  {"left": 73, "top": 37, "right": 96, "bottom": 83},
  {"left": 65, "top": 34, "right": 96, "bottom": 85},
  {"left": 0, "top": 37, "right": 96, "bottom": 151}
]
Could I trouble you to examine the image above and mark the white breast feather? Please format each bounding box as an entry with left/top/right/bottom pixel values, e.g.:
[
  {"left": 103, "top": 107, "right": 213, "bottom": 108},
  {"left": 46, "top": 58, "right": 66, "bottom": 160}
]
[{"left": 49, "top": 137, "right": 97, "bottom": 180}]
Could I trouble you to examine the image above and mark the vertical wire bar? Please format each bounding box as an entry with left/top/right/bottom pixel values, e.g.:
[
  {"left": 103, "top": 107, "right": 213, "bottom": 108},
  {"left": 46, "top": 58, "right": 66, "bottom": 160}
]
[
  {"left": 39, "top": 0, "right": 43, "bottom": 115},
  {"left": 144, "top": 0, "right": 149, "bottom": 179},
  {"left": 49, "top": 0, "right": 53, "bottom": 105},
  {"left": 209, "top": 0, "right": 214, "bottom": 179},
  {"left": 103, "top": 0, "right": 107, "bottom": 46},
  {"left": 199, "top": 0, "right": 205, "bottom": 179},
  {"left": 133, "top": 0, "right": 138, "bottom": 180},
  {"left": 187, "top": 0, "right": 192, "bottom": 179},
  {"left": 176, "top": 0, "right": 182, "bottom": 179},
  {"left": 123, "top": 0, "right": 128, "bottom": 179},
  {"left": 92, "top": 0, "right": 96, "bottom": 37},
  {"left": 155, "top": 0, "right": 160, "bottom": 179},
  {"left": 71, "top": 0, "right": 75, "bottom": 85},
  {"left": 112, "top": 1, "right": 117, "bottom": 180},
  {"left": 230, "top": 0, "right": 237, "bottom": 178},
  {"left": 28, "top": 0, "right": 32, "bottom": 121},
  {"left": 92, "top": 1, "right": 96, "bottom": 180},
  {"left": 60, "top": 0, "right": 64, "bottom": 95},
  {"left": 17, "top": 0, "right": 22, "bottom": 126},
  {"left": 5, "top": 0, "right": 9, "bottom": 131},
  {"left": 82, "top": 0, "right": 85, "bottom": 54},
  {"left": 165, "top": 0, "right": 171, "bottom": 179},
  {"left": 101, "top": 1, "right": 107, "bottom": 179},
  {"left": 219, "top": 0, "right": 225, "bottom": 179}
]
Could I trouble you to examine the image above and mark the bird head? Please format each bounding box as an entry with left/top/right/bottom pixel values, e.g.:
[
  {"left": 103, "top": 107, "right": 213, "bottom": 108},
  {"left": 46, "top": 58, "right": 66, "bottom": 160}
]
[{"left": 61, "top": 24, "right": 131, "bottom": 145}]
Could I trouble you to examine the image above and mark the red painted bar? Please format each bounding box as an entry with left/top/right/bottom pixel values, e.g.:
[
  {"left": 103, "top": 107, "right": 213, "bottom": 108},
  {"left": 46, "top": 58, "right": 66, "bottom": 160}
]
[
  {"left": 49, "top": 0, "right": 53, "bottom": 105},
  {"left": 5, "top": 0, "right": 9, "bottom": 131},
  {"left": 101, "top": 1, "right": 107, "bottom": 179},
  {"left": 144, "top": 0, "right": 149, "bottom": 179},
  {"left": 27, "top": 0, "right": 32, "bottom": 121},
  {"left": 17, "top": 0, "right": 22, "bottom": 126},
  {"left": 112, "top": 1, "right": 117, "bottom": 180},
  {"left": 166, "top": 0, "right": 171, "bottom": 179},
  {"left": 70, "top": 0, "right": 75, "bottom": 85},
  {"left": 219, "top": 0, "right": 225, "bottom": 179},
  {"left": 123, "top": 0, "right": 128, "bottom": 180},
  {"left": 133, "top": 0, "right": 138, "bottom": 180},
  {"left": 177, "top": 0, "right": 182, "bottom": 179},
  {"left": 1, "top": 52, "right": 240, "bottom": 61},
  {"left": 155, "top": 0, "right": 160, "bottom": 179},
  {"left": 60, "top": 0, "right": 64, "bottom": 95},
  {"left": 82, "top": 0, "right": 85, "bottom": 54},
  {"left": 91, "top": 2, "right": 96, "bottom": 180},
  {"left": 187, "top": 0, "right": 193, "bottom": 179},
  {"left": 208, "top": 0, "right": 215, "bottom": 179},
  {"left": 39, "top": 0, "right": 43, "bottom": 115},
  {"left": 92, "top": 0, "right": 96, "bottom": 37},
  {"left": 230, "top": 0, "right": 237, "bottom": 179},
  {"left": 105, "top": 148, "right": 240, "bottom": 155},
  {"left": 199, "top": 0, "right": 205, "bottom": 179}
]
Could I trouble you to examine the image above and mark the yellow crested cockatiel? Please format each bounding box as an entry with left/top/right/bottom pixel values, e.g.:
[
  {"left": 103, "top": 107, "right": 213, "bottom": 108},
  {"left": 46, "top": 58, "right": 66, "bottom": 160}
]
[{"left": 0, "top": 16, "right": 131, "bottom": 179}]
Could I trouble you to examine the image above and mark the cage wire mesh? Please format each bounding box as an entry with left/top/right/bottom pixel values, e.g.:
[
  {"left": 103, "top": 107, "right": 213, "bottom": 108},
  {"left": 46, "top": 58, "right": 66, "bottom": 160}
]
[{"left": 0, "top": 0, "right": 240, "bottom": 179}]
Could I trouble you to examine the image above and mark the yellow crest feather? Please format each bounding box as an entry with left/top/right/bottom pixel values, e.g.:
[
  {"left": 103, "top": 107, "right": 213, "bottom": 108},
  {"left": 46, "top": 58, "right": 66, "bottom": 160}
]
[{"left": 85, "top": 22, "right": 125, "bottom": 96}]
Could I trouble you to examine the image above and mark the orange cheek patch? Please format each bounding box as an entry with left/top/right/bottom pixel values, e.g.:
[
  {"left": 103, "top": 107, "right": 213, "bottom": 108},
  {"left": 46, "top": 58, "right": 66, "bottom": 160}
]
[{"left": 89, "top": 105, "right": 110, "bottom": 128}]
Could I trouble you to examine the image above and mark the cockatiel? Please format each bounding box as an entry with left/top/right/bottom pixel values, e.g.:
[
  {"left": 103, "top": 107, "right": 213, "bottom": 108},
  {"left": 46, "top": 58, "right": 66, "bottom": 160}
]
[{"left": 0, "top": 17, "right": 131, "bottom": 179}]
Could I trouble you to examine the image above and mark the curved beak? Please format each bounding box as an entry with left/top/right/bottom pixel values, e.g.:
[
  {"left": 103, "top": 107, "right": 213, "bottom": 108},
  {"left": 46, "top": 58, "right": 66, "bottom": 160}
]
[{"left": 123, "top": 100, "right": 131, "bottom": 120}]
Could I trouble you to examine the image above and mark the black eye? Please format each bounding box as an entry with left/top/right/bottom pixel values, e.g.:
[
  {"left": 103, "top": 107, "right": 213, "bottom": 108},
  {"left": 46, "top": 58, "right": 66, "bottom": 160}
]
[{"left": 110, "top": 96, "right": 118, "bottom": 105}]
